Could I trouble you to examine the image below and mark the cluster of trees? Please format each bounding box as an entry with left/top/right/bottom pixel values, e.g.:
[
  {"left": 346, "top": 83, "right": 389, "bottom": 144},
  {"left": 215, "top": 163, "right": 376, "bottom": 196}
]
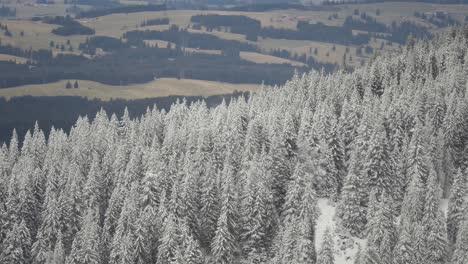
[
  {"left": 124, "top": 25, "right": 258, "bottom": 52},
  {"left": 343, "top": 13, "right": 387, "bottom": 33},
  {"left": 0, "top": 92, "right": 249, "bottom": 144},
  {"left": 124, "top": 24, "right": 336, "bottom": 71},
  {"left": 227, "top": 3, "right": 338, "bottom": 12},
  {"left": 68, "top": 0, "right": 120, "bottom": 9},
  {"left": 78, "top": 36, "right": 128, "bottom": 54},
  {"left": 414, "top": 11, "right": 461, "bottom": 28},
  {"left": 0, "top": 5, "right": 16, "bottom": 17},
  {"left": 295, "top": 21, "right": 370, "bottom": 45},
  {"left": 76, "top": 4, "right": 167, "bottom": 19},
  {"left": 0, "top": 40, "right": 301, "bottom": 88},
  {"left": 65, "top": 80, "right": 79, "bottom": 89},
  {"left": 190, "top": 14, "right": 261, "bottom": 32},
  {"left": 189, "top": 14, "right": 370, "bottom": 45},
  {"left": 140, "top": 18, "right": 170, "bottom": 27},
  {"left": 1, "top": 27, "right": 468, "bottom": 264},
  {"left": 40, "top": 16, "right": 95, "bottom": 36},
  {"left": 267, "top": 48, "right": 337, "bottom": 72},
  {"left": 323, "top": 0, "right": 468, "bottom": 4},
  {"left": 189, "top": 13, "right": 432, "bottom": 46},
  {"left": 370, "top": 20, "right": 433, "bottom": 45}
]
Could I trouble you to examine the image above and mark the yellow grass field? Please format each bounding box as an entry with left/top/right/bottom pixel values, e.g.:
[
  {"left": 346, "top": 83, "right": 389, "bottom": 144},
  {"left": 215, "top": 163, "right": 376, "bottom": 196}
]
[
  {"left": 0, "top": 19, "right": 87, "bottom": 51},
  {"left": 143, "top": 39, "right": 306, "bottom": 66},
  {"left": 0, "top": 54, "right": 30, "bottom": 63},
  {"left": 1, "top": 1, "right": 467, "bottom": 100},
  {"left": 2, "top": 2, "right": 466, "bottom": 62},
  {"left": 0, "top": 78, "right": 260, "bottom": 101}
]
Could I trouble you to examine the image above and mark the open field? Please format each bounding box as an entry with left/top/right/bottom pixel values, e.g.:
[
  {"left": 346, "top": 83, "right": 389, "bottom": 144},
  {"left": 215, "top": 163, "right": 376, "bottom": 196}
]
[
  {"left": 1, "top": 1, "right": 467, "bottom": 99},
  {"left": 3, "top": 3, "right": 74, "bottom": 18},
  {"left": 143, "top": 39, "right": 306, "bottom": 66},
  {"left": 0, "top": 19, "right": 87, "bottom": 51},
  {"left": 0, "top": 54, "right": 30, "bottom": 63},
  {"left": 1, "top": 2, "right": 466, "bottom": 60},
  {"left": 0, "top": 78, "right": 260, "bottom": 100}
]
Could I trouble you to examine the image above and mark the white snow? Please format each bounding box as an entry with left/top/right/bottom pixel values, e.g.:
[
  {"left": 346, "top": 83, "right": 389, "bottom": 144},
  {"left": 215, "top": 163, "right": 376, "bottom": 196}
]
[
  {"left": 315, "top": 198, "right": 450, "bottom": 264},
  {"left": 316, "top": 198, "right": 367, "bottom": 264},
  {"left": 441, "top": 198, "right": 448, "bottom": 217}
]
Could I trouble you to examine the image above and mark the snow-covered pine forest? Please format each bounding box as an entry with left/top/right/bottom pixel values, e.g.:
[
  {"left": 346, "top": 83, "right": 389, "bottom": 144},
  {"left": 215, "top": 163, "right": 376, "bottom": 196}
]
[{"left": 1, "top": 28, "right": 468, "bottom": 264}]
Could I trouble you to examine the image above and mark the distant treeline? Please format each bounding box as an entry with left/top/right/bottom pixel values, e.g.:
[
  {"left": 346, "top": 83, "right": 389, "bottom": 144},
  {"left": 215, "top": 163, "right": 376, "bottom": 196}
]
[
  {"left": 37, "top": 15, "right": 95, "bottom": 36},
  {"left": 0, "top": 43, "right": 53, "bottom": 62},
  {"left": 69, "top": 0, "right": 121, "bottom": 8},
  {"left": 190, "top": 14, "right": 432, "bottom": 45},
  {"left": 0, "top": 5, "right": 16, "bottom": 17},
  {"left": 190, "top": 14, "right": 370, "bottom": 45},
  {"left": 323, "top": 0, "right": 468, "bottom": 4},
  {"left": 77, "top": 4, "right": 167, "bottom": 18},
  {"left": 0, "top": 92, "right": 249, "bottom": 144},
  {"left": 267, "top": 48, "right": 338, "bottom": 72},
  {"left": 124, "top": 25, "right": 259, "bottom": 51},
  {"left": 343, "top": 13, "right": 388, "bottom": 33},
  {"left": 140, "top": 18, "right": 170, "bottom": 27},
  {"left": 191, "top": 14, "right": 261, "bottom": 31},
  {"left": 322, "top": 0, "right": 468, "bottom": 3},
  {"left": 122, "top": 24, "right": 335, "bottom": 70},
  {"left": 79, "top": 35, "right": 128, "bottom": 54},
  {"left": 228, "top": 3, "right": 339, "bottom": 12},
  {"left": 0, "top": 41, "right": 302, "bottom": 88},
  {"left": 414, "top": 11, "right": 461, "bottom": 28},
  {"left": 382, "top": 21, "right": 432, "bottom": 44}
]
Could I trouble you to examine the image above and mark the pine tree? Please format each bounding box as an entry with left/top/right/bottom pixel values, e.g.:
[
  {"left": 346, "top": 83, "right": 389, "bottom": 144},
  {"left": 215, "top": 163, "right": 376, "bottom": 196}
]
[
  {"left": 8, "top": 129, "right": 19, "bottom": 170},
  {"left": 274, "top": 159, "right": 318, "bottom": 264},
  {"left": 240, "top": 154, "right": 275, "bottom": 261},
  {"left": 393, "top": 225, "right": 417, "bottom": 264},
  {"left": 199, "top": 159, "right": 219, "bottom": 249},
  {"left": 157, "top": 213, "right": 179, "bottom": 264},
  {"left": 326, "top": 121, "right": 346, "bottom": 197},
  {"left": 421, "top": 167, "right": 447, "bottom": 264},
  {"left": 451, "top": 217, "right": 468, "bottom": 264},
  {"left": 50, "top": 236, "right": 65, "bottom": 264},
  {"left": 0, "top": 220, "right": 31, "bottom": 264},
  {"left": 363, "top": 192, "right": 397, "bottom": 264},
  {"left": 447, "top": 168, "right": 467, "bottom": 244},
  {"left": 337, "top": 153, "right": 367, "bottom": 236},
  {"left": 174, "top": 221, "right": 204, "bottom": 264},
  {"left": 66, "top": 209, "right": 102, "bottom": 264},
  {"left": 317, "top": 227, "right": 334, "bottom": 264},
  {"left": 400, "top": 161, "right": 426, "bottom": 226},
  {"left": 365, "top": 124, "right": 395, "bottom": 196},
  {"left": 211, "top": 158, "right": 239, "bottom": 264}
]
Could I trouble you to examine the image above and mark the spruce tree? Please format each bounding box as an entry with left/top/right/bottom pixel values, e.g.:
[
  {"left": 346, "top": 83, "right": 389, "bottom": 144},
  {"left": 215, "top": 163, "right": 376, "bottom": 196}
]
[
  {"left": 421, "top": 167, "right": 447, "bottom": 264},
  {"left": 337, "top": 153, "right": 367, "bottom": 236},
  {"left": 0, "top": 220, "right": 31, "bottom": 264},
  {"left": 451, "top": 218, "right": 468, "bottom": 264},
  {"left": 447, "top": 168, "right": 467, "bottom": 244},
  {"left": 157, "top": 213, "right": 179, "bottom": 264},
  {"left": 211, "top": 158, "right": 239, "bottom": 264},
  {"left": 317, "top": 227, "right": 335, "bottom": 264}
]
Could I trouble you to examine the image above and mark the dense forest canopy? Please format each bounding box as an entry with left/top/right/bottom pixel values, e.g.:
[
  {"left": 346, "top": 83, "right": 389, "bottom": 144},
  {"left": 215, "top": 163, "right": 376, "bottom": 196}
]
[
  {"left": 1, "top": 28, "right": 468, "bottom": 264},
  {"left": 0, "top": 92, "right": 250, "bottom": 145},
  {"left": 0, "top": 5, "right": 16, "bottom": 17}
]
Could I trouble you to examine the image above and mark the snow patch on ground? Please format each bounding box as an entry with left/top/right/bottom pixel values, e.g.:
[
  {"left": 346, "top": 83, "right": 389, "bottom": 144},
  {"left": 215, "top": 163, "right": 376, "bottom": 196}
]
[
  {"left": 315, "top": 198, "right": 336, "bottom": 249},
  {"left": 316, "top": 198, "right": 366, "bottom": 264},
  {"left": 315, "top": 198, "right": 450, "bottom": 264},
  {"left": 441, "top": 198, "right": 448, "bottom": 217}
]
